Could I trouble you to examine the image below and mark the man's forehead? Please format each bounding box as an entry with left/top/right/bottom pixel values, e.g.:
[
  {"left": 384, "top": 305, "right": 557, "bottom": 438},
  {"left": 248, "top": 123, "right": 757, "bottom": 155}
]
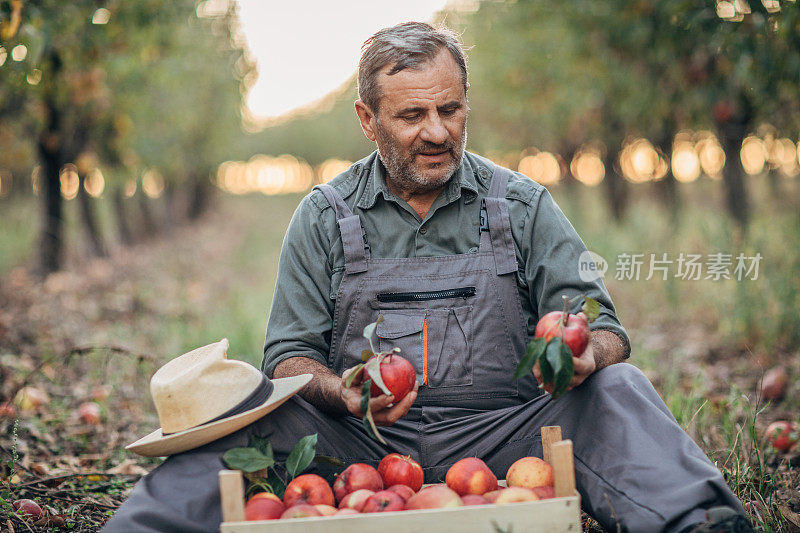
[{"left": 376, "top": 50, "right": 465, "bottom": 110}]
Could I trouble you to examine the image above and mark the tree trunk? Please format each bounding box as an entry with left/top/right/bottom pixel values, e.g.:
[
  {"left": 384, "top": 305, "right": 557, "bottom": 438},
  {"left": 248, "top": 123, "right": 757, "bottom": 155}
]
[
  {"left": 188, "top": 172, "right": 214, "bottom": 221},
  {"left": 37, "top": 139, "right": 64, "bottom": 275},
  {"left": 112, "top": 187, "right": 134, "bottom": 246},
  {"left": 77, "top": 174, "right": 108, "bottom": 257},
  {"left": 137, "top": 193, "right": 158, "bottom": 238},
  {"left": 718, "top": 121, "right": 750, "bottom": 232},
  {"left": 602, "top": 147, "right": 628, "bottom": 222}
]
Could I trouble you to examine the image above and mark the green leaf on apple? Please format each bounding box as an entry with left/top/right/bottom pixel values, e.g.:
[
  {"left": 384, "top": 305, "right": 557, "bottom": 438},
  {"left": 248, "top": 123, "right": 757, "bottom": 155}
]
[
  {"left": 360, "top": 379, "right": 387, "bottom": 445},
  {"left": 538, "top": 347, "right": 554, "bottom": 385},
  {"left": 223, "top": 447, "right": 275, "bottom": 473},
  {"left": 581, "top": 297, "right": 600, "bottom": 323},
  {"left": 286, "top": 434, "right": 318, "bottom": 479},
  {"left": 264, "top": 471, "right": 286, "bottom": 499},
  {"left": 363, "top": 354, "right": 392, "bottom": 396},
  {"left": 542, "top": 338, "right": 574, "bottom": 399},
  {"left": 514, "top": 337, "right": 546, "bottom": 380},
  {"left": 313, "top": 455, "right": 346, "bottom": 467},
  {"left": 344, "top": 363, "right": 365, "bottom": 388},
  {"left": 363, "top": 315, "right": 385, "bottom": 354}
]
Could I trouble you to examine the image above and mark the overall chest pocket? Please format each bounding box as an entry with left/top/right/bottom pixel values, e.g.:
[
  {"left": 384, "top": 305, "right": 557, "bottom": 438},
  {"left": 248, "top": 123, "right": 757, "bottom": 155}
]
[{"left": 376, "top": 306, "right": 473, "bottom": 389}]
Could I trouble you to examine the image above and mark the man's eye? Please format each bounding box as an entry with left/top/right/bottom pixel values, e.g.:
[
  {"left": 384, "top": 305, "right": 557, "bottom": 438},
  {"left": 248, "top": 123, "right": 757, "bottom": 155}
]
[
  {"left": 440, "top": 108, "right": 457, "bottom": 116},
  {"left": 402, "top": 114, "right": 421, "bottom": 122}
]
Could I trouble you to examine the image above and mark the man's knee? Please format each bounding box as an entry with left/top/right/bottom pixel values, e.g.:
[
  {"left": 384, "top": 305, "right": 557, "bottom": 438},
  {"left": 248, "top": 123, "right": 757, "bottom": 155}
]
[{"left": 583, "top": 362, "right": 650, "bottom": 393}]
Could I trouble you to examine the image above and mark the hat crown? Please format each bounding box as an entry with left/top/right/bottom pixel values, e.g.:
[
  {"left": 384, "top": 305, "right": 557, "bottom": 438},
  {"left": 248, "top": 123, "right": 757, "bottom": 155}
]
[{"left": 150, "top": 339, "right": 262, "bottom": 434}]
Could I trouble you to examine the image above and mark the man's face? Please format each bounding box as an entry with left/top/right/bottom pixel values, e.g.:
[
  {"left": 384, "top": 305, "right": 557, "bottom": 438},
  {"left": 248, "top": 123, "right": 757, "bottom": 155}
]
[{"left": 366, "top": 50, "right": 468, "bottom": 195}]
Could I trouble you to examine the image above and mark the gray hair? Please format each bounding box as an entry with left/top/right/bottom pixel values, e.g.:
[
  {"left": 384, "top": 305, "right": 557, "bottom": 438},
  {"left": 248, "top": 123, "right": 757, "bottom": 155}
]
[{"left": 358, "top": 22, "right": 468, "bottom": 114}]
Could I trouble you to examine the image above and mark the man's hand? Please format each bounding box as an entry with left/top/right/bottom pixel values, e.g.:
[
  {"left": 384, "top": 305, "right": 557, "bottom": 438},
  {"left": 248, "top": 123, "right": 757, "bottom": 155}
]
[
  {"left": 533, "top": 342, "right": 596, "bottom": 394},
  {"left": 341, "top": 365, "right": 418, "bottom": 426}
]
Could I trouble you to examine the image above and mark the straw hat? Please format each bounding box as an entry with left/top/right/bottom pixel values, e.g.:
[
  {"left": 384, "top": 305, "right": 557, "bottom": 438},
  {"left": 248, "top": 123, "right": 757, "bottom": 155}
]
[{"left": 126, "top": 339, "right": 311, "bottom": 457}]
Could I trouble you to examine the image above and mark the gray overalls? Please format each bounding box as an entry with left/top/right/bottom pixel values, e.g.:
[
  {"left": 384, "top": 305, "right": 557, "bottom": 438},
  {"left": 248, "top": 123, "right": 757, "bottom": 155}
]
[{"left": 103, "top": 168, "right": 744, "bottom": 533}]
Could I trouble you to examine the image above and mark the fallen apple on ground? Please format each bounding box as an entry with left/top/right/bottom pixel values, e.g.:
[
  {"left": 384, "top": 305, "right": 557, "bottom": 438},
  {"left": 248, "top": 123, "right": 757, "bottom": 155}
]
[
  {"left": 78, "top": 401, "right": 102, "bottom": 424},
  {"left": 13, "top": 499, "right": 43, "bottom": 520},
  {"left": 765, "top": 421, "right": 798, "bottom": 452}
]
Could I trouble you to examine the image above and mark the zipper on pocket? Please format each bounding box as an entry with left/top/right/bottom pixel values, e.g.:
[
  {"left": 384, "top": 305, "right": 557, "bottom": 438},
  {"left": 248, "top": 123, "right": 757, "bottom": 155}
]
[{"left": 376, "top": 287, "right": 476, "bottom": 303}]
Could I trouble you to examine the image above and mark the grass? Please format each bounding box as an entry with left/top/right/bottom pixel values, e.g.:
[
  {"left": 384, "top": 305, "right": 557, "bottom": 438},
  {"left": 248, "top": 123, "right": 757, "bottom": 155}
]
[{"left": 1, "top": 175, "right": 798, "bottom": 531}]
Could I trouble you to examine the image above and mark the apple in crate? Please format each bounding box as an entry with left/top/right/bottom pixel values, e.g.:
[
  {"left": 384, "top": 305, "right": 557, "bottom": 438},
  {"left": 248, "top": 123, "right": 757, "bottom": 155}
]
[
  {"left": 461, "top": 494, "right": 491, "bottom": 506},
  {"left": 314, "top": 504, "right": 338, "bottom": 516},
  {"left": 445, "top": 457, "right": 498, "bottom": 496},
  {"left": 333, "top": 463, "right": 383, "bottom": 503},
  {"left": 362, "top": 490, "right": 405, "bottom": 513},
  {"left": 283, "top": 474, "right": 335, "bottom": 507},
  {"left": 386, "top": 484, "right": 415, "bottom": 502},
  {"left": 338, "top": 489, "right": 375, "bottom": 512},
  {"left": 405, "top": 485, "right": 462, "bottom": 509},
  {"left": 245, "top": 494, "right": 284, "bottom": 521},
  {"left": 532, "top": 486, "right": 556, "bottom": 499},
  {"left": 495, "top": 487, "right": 540, "bottom": 504},
  {"left": 378, "top": 453, "right": 424, "bottom": 492},
  {"left": 281, "top": 504, "right": 322, "bottom": 519},
  {"left": 506, "top": 457, "right": 554, "bottom": 489},
  {"left": 335, "top": 508, "right": 360, "bottom": 516}
]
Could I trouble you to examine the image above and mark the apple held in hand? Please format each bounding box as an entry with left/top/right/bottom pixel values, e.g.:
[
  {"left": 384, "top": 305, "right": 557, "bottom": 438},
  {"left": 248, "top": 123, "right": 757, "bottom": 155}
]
[
  {"left": 534, "top": 311, "right": 589, "bottom": 357},
  {"left": 369, "top": 354, "right": 416, "bottom": 402},
  {"left": 378, "top": 453, "right": 424, "bottom": 492}
]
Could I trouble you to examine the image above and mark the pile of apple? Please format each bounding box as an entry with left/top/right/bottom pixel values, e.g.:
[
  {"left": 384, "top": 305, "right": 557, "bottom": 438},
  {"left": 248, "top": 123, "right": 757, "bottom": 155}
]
[{"left": 244, "top": 453, "right": 556, "bottom": 521}]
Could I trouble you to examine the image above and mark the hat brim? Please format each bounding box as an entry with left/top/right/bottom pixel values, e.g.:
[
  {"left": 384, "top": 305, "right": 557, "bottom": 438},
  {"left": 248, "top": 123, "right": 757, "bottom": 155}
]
[{"left": 126, "top": 373, "right": 312, "bottom": 457}]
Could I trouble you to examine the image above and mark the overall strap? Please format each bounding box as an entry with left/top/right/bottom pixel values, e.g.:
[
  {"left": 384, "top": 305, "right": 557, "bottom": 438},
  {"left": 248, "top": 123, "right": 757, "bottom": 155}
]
[
  {"left": 314, "top": 184, "right": 369, "bottom": 273},
  {"left": 480, "top": 167, "right": 518, "bottom": 275}
]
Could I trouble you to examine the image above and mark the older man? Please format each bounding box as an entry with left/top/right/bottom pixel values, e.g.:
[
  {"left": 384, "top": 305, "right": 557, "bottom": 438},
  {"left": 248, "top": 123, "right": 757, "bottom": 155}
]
[
  {"left": 261, "top": 22, "right": 748, "bottom": 533},
  {"left": 104, "top": 22, "right": 748, "bottom": 533}
]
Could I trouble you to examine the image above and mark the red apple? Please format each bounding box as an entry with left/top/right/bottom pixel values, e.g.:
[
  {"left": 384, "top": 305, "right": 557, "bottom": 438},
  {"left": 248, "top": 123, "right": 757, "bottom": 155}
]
[
  {"left": 445, "top": 457, "right": 498, "bottom": 496},
  {"left": 280, "top": 504, "right": 321, "bottom": 519},
  {"left": 283, "top": 474, "right": 335, "bottom": 508},
  {"left": 461, "top": 494, "right": 491, "bottom": 506},
  {"left": 759, "top": 367, "right": 788, "bottom": 401},
  {"left": 362, "top": 490, "right": 406, "bottom": 513},
  {"left": 405, "top": 484, "right": 462, "bottom": 510},
  {"left": 333, "top": 463, "right": 383, "bottom": 503},
  {"left": 495, "top": 487, "right": 540, "bottom": 504},
  {"left": 531, "top": 486, "right": 556, "bottom": 499},
  {"left": 369, "top": 354, "right": 417, "bottom": 402},
  {"left": 245, "top": 495, "right": 285, "bottom": 521},
  {"left": 78, "top": 401, "right": 102, "bottom": 424},
  {"left": 534, "top": 311, "right": 590, "bottom": 357},
  {"left": 337, "top": 489, "right": 375, "bottom": 511},
  {"left": 386, "top": 484, "right": 415, "bottom": 502},
  {"left": 314, "top": 504, "right": 338, "bottom": 516},
  {"left": 766, "top": 421, "right": 798, "bottom": 452},
  {"left": 378, "top": 454, "right": 424, "bottom": 492},
  {"left": 13, "top": 499, "right": 43, "bottom": 520},
  {"left": 506, "top": 457, "right": 554, "bottom": 489},
  {"left": 483, "top": 489, "right": 502, "bottom": 503}
]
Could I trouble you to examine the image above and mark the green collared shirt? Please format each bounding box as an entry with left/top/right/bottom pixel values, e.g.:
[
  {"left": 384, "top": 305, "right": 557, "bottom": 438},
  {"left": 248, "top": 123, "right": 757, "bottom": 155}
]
[{"left": 262, "top": 151, "right": 630, "bottom": 377}]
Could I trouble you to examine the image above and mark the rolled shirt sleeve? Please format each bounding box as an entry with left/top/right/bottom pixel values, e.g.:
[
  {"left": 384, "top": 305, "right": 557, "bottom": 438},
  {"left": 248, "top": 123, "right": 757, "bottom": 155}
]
[
  {"left": 513, "top": 183, "right": 631, "bottom": 358},
  {"left": 262, "top": 192, "right": 336, "bottom": 377}
]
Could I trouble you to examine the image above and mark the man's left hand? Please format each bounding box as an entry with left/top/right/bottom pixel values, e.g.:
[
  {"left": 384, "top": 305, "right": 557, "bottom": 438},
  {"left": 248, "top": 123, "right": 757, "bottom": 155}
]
[{"left": 532, "top": 342, "right": 597, "bottom": 395}]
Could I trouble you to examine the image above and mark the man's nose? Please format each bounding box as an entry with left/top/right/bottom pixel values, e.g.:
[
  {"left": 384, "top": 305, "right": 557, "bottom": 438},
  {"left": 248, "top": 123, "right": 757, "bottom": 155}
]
[{"left": 419, "top": 114, "right": 449, "bottom": 145}]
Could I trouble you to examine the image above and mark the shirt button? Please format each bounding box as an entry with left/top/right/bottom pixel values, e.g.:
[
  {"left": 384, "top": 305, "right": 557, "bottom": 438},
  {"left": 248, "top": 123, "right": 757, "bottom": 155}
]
[{"left": 419, "top": 227, "right": 428, "bottom": 235}]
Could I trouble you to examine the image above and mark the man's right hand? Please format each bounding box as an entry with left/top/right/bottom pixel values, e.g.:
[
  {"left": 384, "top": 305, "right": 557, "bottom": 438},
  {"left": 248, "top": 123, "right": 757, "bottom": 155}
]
[{"left": 340, "top": 365, "right": 418, "bottom": 426}]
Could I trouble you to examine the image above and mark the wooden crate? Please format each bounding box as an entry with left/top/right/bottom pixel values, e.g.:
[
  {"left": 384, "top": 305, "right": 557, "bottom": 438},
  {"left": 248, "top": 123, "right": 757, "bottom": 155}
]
[{"left": 219, "top": 426, "right": 581, "bottom": 532}]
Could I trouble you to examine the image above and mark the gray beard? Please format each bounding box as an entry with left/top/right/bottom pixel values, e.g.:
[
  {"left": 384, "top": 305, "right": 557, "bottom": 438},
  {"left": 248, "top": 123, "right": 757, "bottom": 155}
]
[{"left": 376, "top": 126, "right": 467, "bottom": 196}]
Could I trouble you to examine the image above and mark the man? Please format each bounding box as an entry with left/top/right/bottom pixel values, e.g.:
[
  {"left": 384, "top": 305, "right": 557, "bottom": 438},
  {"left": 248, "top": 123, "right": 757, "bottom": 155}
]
[{"left": 261, "top": 22, "right": 749, "bottom": 533}]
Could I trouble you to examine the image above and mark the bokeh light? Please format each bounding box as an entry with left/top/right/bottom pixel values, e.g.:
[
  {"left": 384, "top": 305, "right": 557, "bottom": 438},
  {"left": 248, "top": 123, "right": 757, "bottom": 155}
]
[
  {"left": 60, "top": 164, "right": 80, "bottom": 200},
  {"left": 570, "top": 148, "right": 605, "bottom": 186},
  {"left": 318, "top": 159, "right": 353, "bottom": 184},
  {"left": 142, "top": 169, "right": 165, "bottom": 198},
  {"left": 694, "top": 133, "right": 725, "bottom": 178},
  {"left": 671, "top": 142, "right": 701, "bottom": 183},
  {"left": 740, "top": 136, "right": 767, "bottom": 175},
  {"left": 11, "top": 44, "right": 27, "bottom": 62},
  {"left": 123, "top": 179, "right": 137, "bottom": 198},
  {"left": 0, "top": 47, "right": 7, "bottom": 67},
  {"left": 92, "top": 8, "right": 111, "bottom": 25},
  {"left": 518, "top": 151, "right": 561, "bottom": 186},
  {"left": 85, "top": 169, "right": 105, "bottom": 198},
  {"left": 216, "top": 154, "right": 319, "bottom": 194}
]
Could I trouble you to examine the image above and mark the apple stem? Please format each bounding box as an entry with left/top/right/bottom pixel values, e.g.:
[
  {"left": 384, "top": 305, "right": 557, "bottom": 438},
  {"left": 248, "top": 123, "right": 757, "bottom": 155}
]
[{"left": 561, "top": 295, "right": 570, "bottom": 328}]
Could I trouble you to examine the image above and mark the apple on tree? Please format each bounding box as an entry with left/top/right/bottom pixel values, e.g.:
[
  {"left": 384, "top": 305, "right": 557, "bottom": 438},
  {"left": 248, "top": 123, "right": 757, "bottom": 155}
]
[{"left": 513, "top": 294, "right": 599, "bottom": 398}]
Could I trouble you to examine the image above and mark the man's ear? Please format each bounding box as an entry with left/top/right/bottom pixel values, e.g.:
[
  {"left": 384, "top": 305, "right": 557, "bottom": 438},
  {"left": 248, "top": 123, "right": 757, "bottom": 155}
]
[{"left": 355, "top": 99, "right": 377, "bottom": 142}]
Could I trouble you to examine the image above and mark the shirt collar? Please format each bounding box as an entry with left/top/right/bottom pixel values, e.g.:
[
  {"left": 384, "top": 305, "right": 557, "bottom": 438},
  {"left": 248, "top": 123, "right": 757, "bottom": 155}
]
[{"left": 356, "top": 151, "right": 479, "bottom": 210}]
